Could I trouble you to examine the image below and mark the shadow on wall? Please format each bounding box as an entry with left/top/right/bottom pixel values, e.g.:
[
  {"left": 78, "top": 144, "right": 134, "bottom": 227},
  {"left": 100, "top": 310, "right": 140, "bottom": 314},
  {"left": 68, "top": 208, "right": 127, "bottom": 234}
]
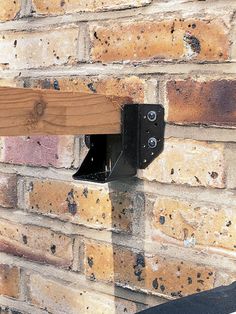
[{"left": 109, "top": 178, "right": 148, "bottom": 313}]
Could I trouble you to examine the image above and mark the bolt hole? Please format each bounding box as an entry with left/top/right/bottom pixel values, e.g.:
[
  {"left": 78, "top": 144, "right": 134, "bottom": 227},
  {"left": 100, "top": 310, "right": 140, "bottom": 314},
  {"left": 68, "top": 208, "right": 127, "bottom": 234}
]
[
  {"left": 154, "top": 123, "right": 158, "bottom": 127},
  {"left": 146, "top": 129, "right": 150, "bottom": 133}
]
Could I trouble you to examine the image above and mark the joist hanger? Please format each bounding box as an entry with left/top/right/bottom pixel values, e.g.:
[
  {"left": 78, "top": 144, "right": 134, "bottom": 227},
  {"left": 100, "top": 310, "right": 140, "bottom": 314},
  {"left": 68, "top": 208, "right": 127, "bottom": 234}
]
[
  {"left": 74, "top": 104, "right": 165, "bottom": 183},
  {"left": 0, "top": 87, "right": 164, "bottom": 183}
]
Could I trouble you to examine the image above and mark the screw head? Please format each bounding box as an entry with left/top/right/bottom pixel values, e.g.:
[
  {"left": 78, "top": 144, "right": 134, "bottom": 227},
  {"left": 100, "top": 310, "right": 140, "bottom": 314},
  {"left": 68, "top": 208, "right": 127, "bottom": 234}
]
[
  {"left": 147, "top": 111, "right": 157, "bottom": 122},
  {"left": 148, "top": 137, "right": 158, "bottom": 149}
]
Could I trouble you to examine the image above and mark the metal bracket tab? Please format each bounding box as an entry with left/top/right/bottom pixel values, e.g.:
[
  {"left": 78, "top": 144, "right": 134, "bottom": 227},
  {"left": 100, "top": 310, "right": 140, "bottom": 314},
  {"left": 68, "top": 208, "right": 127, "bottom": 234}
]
[{"left": 73, "top": 104, "right": 165, "bottom": 183}]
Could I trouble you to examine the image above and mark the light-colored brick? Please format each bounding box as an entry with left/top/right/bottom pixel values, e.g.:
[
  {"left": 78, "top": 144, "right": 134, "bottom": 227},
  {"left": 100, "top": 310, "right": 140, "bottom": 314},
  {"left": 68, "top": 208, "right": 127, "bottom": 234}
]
[
  {"left": 0, "top": 28, "right": 78, "bottom": 69},
  {"left": 32, "top": 0, "right": 151, "bottom": 15},
  {"left": 0, "top": 79, "right": 23, "bottom": 88},
  {"left": 0, "top": 173, "right": 17, "bottom": 208},
  {"left": 26, "top": 179, "right": 134, "bottom": 233},
  {"left": 166, "top": 79, "right": 236, "bottom": 126},
  {"left": 85, "top": 241, "right": 215, "bottom": 297},
  {"left": 91, "top": 19, "right": 228, "bottom": 62},
  {"left": 29, "top": 273, "right": 139, "bottom": 314},
  {"left": 0, "top": 264, "right": 20, "bottom": 298},
  {"left": 1, "top": 136, "right": 74, "bottom": 168},
  {"left": 0, "top": 1, "right": 21, "bottom": 22},
  {"left": 150, "top": 196, "right": 236, "bottom": 252},
  {"left": 0, "top": 219, "right": 73, "bottom": 267},
  {"left": 139, "top": 138, "right": 226, "bottom": 188},
  {"left": 28, "top": 76, "right": 145, "bottom": 103}
]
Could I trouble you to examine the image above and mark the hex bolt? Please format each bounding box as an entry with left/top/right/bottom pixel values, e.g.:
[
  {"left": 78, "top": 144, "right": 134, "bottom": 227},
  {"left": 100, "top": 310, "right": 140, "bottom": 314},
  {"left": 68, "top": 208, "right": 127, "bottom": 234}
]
[
  {"left": 148, "top": 137, "right": 158, "bottom": 149},
  {"left": 147, "top": 110, "right": 157, "bottom": 122}
]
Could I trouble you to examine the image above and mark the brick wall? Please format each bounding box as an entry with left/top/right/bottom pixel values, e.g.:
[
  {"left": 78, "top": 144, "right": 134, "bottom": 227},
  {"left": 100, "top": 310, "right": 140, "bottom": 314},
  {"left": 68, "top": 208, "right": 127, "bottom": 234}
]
[{"left": 0, "top": 0, "right": 236, "bottom": 313}]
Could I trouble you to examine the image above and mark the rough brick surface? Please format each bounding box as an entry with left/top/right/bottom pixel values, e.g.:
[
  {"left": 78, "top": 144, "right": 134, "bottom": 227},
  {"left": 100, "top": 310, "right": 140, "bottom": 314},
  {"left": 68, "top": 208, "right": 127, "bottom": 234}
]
[
  {"left": 32, "top": 0, "right": 151, "bottom": 15},
  {"left": 0, "top": 219, "right": 73, "bottom": 267},
  {"left": 85, "top": 241, "right": 215, "bottom": 297},
  {"left": 27, "top": 76, "right": 145, "bottom": 103},
  {"left": 167, "top": 79, "right": 236, "bottom": 126},
  {"left": 0, "top": 1, "right": 21, "bottom": 22},
  {"left": 29, "top": 273, "right": 139, "bottom": 314},
  {"left": 26, "top": 179, "right": 134, "bottom": 233},
  {"left": 140, "top": 138, "right": 225, "bottom": 188},
  {"left": 0, "top": 174, "right": 17, "bottom": 208},
  {"left": 0, "top": 28, "right": 78, "bottom": 69},
  {"left": 91, "top": 19, "right": 228, "bottom": 62},
  {"left": 150, "top": 197, "right": 236, "bottom": 252},
  {"left": 1, "top": 136, "right": 74, "bottom": 168},
  {"left": 0, "top": 264, "right": 20, "bottom": 298}
]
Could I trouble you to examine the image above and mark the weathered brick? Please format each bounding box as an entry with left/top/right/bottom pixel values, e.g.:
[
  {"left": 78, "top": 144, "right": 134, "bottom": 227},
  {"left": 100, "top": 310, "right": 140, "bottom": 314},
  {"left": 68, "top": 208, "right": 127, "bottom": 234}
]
[
  {"left": 26, "top": 179, "right": 133, "bottom": 233},
  {"left": 0, "top": 1, "right": 21, "bottom": 22},
  {"left": 167, "top": 79, "right": 236, "bottom": 126},
  {"left": 1, "top": 136, "right": 74, "bottom": 168},
  {"left": 0, "top": 264, "right": 20, "bottom": 298},
  {"left": 29, "top": 273, "right": 139, "bottom": 314},
  {"left": 91, "top": 19, "right": 228, "bottom": 62},
  {"left": 85, "top": 241, "right": 215, "bottom": 297},
  {"left": 139, "top": 138, "right": 226, "bottom": 188},
  {"left": 0, "top": 173, "right": 17, "bottom": 208},
  {"left": 32, "top": 0, "right": 151, "bottom": 15},
  {"left": 0, "top": 79, "right": 23, "bottom": 88},
  {"left": 215, "top": 271, "right": 236, "bottom": 287},
  {"left": 27, "top": 76, "right": 145, "bottom": 103},
  {"left": 150, "top": 196, "right": 236, "bottom": 252},
  {"left": 0, "top": 219, "right": 73, "bottom": 267},
  {"left": 0, "top": 28, "right": 78, "bottom": 69}
]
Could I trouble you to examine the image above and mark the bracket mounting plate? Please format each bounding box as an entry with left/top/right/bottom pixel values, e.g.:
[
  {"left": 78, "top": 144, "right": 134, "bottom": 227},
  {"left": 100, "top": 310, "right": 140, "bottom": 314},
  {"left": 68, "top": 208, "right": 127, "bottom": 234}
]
[{"left": 73, "top": 104, "right": 165, "bottom": 183}]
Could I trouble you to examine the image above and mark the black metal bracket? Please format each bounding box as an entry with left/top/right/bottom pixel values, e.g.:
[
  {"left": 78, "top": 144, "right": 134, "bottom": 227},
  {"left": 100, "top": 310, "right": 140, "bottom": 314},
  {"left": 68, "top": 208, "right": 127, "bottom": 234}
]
[{"left": 73, "top": 104, "right": 165, "bottom": 183}]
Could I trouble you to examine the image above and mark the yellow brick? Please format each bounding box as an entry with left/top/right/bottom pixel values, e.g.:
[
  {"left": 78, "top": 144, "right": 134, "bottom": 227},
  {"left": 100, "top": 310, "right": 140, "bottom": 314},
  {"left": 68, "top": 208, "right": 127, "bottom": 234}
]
[
  {"left": 0, "top": 264, "right": 20, "bottom": 298},
  {"left": 151, "top": 197, "right": 236, "bottom": 252},
  {"left": 140, "top": 138, "right": 226, "bottom": 188},
  {"left": 0, "top": 219, "right": 73, "bottom": 267},
  {"left": 0, "top": 28, "right": 78, "bottom": 69},
  {"left": 28, "top": 76, "right": 145, "bottom": 103},
  {"left": 85, "top": 241, "right": 215, "bottom": 297},
  {"left": 91, "top": 19, "right": 228, "bottom": 62},
  {"left": 0, "top": 1, "right": 21, "bottom": 21},
  {"left": 32, "top": 0, "right": 151, "bottom": 15},
  {"left": 27, "top": 179, "right": 133, "bottom": 232},
  {"left": 0, "top": 173, "right": 17, "bottom": 208},
  {"left": 29, "top": 273, "right": 138, "bottom": 314}
]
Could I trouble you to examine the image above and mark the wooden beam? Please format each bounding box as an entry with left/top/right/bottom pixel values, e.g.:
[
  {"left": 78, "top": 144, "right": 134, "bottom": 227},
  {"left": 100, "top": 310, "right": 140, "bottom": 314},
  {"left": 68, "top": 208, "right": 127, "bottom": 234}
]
[{"left": 0, "top": 87, "right": 132, "bottom": 136}]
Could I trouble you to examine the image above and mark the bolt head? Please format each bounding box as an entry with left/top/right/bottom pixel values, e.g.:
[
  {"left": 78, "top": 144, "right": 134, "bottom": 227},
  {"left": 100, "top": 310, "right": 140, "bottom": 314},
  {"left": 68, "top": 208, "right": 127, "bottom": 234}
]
[
  {"left": 148, "top": 137, "right": 158, "bottom": 149},
  {"left": 147, "top": 111, "right": 157, "bottom": 122}
]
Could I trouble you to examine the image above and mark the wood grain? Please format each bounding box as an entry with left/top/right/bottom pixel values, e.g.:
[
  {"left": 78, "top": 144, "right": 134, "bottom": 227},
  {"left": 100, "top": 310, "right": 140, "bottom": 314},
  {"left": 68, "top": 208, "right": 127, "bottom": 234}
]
[{"left": 0, "top": 87, "right": 131, "bottom": 136}]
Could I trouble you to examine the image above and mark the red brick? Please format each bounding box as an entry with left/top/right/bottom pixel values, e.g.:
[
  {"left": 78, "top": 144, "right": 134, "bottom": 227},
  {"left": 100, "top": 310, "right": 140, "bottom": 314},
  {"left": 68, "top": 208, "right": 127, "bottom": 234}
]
[
  {"left": 139, "top": 138, "right": 226, "bottom": 188},
  {"left": 0, "top": 264, "right": 20, "bottom": 298},
  {"left": 0, "top": 219, "right": 73, "bottom": 267},
  {"left": 0, "top": 173, "right": 17, "bottom": 208},
  {"left": 91, "top": 19, "right": 228, "bottom": 62},
  {"left": 29, "top": 273, "right": 139, "bottom": 314},
  {"left": 26, "top": 179, "right": 134, "bottom": 233},
  {"left": 151, "top": 197, "right": 236, "bottom": 252},
  {"left": 32, "top": 0, "right": 151, "bottom": 15},
  {"left": 0, "top": 1, "right": 21, "bottom": 22},
  {"left": 85, "top": 241, "right": 215, "bottom": 297},
  {"left": 167, "top": 79, "right": 236, "bottom": 126},
  {"left": 2, "top": 136, "right": 74, "bottom": 168},
  {"left": 27, "top": 76, "right": 145, "bottom": 103}
]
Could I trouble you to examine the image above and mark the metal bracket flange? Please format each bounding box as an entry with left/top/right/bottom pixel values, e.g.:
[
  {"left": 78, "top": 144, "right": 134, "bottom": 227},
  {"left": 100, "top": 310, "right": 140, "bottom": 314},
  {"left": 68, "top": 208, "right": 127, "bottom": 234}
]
[{"left": 73, "top": 104, "right": 165, "bottom": 183}]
